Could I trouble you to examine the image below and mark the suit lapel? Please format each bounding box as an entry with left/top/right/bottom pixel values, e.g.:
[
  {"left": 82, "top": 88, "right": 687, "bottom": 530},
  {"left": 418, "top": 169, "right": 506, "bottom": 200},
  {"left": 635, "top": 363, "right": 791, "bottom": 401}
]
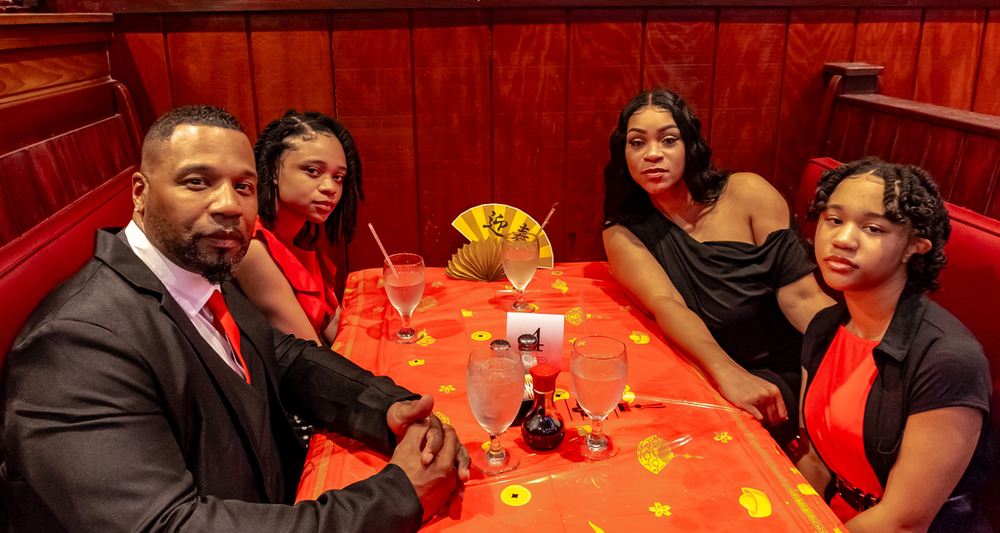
[{"left": 96, "top": 229, "right": 281, "bottom": 502}]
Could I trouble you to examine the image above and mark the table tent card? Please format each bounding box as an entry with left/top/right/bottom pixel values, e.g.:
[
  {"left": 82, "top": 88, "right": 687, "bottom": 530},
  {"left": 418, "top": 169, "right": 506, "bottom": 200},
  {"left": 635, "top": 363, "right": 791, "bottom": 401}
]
[{"left": 506, "top": 312, "right": 565, "bottom": 369}]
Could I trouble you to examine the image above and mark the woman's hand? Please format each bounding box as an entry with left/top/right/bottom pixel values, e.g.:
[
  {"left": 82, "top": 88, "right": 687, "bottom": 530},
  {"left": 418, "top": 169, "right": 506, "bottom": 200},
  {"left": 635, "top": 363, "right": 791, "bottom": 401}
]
[{"left": 713, "top": 365, "right": 787, "bottom": 425}]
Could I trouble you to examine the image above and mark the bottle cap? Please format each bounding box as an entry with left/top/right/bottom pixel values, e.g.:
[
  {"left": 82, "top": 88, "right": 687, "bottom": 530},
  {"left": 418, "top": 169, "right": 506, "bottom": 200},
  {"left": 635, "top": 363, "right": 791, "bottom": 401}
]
[
  {"left": 490, "top": 339, "right": 511, "bottom": 349},
  {"left": 529, "top": 363, "right": 559, "bottom": 392}
]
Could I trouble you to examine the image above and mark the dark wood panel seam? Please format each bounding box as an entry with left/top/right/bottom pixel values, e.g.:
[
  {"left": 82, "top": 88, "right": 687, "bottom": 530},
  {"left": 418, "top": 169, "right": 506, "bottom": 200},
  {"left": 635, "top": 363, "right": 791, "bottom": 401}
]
[
  {"left": 771, "top": 7, "right": 791, "bottom": 184},
  {"left": 328, "top": 10, "right": 337, "bottom": 120},
  {"left": 909, "top": 8, "right": 926, "bottom": 101},
  {"left": 162, "top": 15, "right": 175, "bottom": 111},
  {"left": 408, "top": 9, "right": 423, "bottom": 254},
  {"left": 488, "top": 8, "right": 495, "bottom": 206},
  {"left": 638, "top": 7, "right": 646, "bottom": 91},
  {"left": 244, "top": 13, "right": 260, "bottom": 136},
  {"left": 982, "top": 149, "right": 1000, "bottom": 216},
  {"left": 969, "top": 9, "right": 990, "bottom": 113},
  {"left": 562, "top": 7, "right": 570, "bottom": 246},
  {"left": 708, "top": 7, "right": 719, "bottom": 147}
]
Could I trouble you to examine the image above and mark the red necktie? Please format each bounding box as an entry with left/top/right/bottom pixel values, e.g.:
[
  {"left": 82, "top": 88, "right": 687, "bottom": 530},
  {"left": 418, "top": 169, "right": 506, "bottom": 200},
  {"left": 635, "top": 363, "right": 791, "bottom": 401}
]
[{"left": 205, "top": 290, "right": 251, "bottom": 385}]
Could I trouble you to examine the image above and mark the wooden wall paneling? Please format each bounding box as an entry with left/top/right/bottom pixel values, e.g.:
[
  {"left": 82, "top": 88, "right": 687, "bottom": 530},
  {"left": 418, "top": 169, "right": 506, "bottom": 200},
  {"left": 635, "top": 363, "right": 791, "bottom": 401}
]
[
  {"left": 0, "top": 22, "right": 111, "bottom": 51},
  {"left": 643, "top": 8, "right": 716, "bottom": 139},
  {"left": 0, "top": 151, "right": 51, "bottom": 234},
  {"left": 853, "top": 8, "right": 922, "bottom": 99},
  {"left": 110, "top": 14, "right": 173, "bottom": 132},
  {"left": 912, "top": 9, "right": 986, "bottom": 110},
  {"left": 888, "top": 116, "right": 932, "bottom": 166},
  {"left": 492, "top": 8, "right": 568, "bottom": 260},
  {"left": 330, "top": 10, "right": 418, "bottom": 271},
  {"left": 866, "top": 112, "right": 901, "bottom": 161},
  {"left": 972, "top": 9, "right": 1000, "bottom": 116},
  {"left": 0, "top": 166, "right": 16, "bottom": 246},
  {"left": 949, "top": 133, "right": 1000, "bottom": 213},
  {"left": 411, "top": 10, "right": 492, "bottom": 267},
  {"left": 0, "top": 81, "right": 116, "bottom": 155},
  {"left": 163, "top": 13, "right": 258, "bottom": 142},
  {"left": 710, "top": 8, "right": 787, "bottom": 181},
  {"left": 822, "top": 101, "right": 852, "bottom": 159},
  {"left": 838, "top": 105, "right": 875, "bottom": 162},
  {"left": 919, "top": 126, "right": 964, "bottom": 199},
  {"left": 565, "top": 8, "right": 642, "bottom": 262},
  {"left": 0, "top": 41, "right": 109, "bottom": 99},
  {"left": 249, "top": 12, "right": 335, "bottom": 129},
  {"left": 774, "top": 8, "right": 855, "bottom": 200}
]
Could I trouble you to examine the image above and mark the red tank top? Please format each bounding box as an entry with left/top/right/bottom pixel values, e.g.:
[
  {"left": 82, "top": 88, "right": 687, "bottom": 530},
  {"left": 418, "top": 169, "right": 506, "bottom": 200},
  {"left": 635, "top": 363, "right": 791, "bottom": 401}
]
[{"left": 804, "top": 325, "right": 883, "bottom": 522}]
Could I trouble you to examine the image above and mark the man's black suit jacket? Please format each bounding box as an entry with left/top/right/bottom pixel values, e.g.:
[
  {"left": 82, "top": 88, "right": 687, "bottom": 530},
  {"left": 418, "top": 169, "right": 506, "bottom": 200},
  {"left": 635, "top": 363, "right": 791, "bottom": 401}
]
[{"left": 0, "top": 228, "right": 424, "bottom": 532}]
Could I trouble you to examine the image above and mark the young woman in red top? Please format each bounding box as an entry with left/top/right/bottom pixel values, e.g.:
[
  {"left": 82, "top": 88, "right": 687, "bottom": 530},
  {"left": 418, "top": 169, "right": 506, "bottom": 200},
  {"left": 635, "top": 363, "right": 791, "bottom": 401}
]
[
  {"left": 236, "top": 110, "right": 362, "bottom": 346},
  {"left": 800, "top": 158, "right": 995, "bottom": 532}
]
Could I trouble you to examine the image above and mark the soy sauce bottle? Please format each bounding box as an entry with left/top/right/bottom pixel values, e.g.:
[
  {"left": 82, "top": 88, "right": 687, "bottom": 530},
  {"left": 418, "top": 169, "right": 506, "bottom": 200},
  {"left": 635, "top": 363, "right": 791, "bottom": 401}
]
[{"left": 521, "top": 363, "right": 565, "bottom": 451}]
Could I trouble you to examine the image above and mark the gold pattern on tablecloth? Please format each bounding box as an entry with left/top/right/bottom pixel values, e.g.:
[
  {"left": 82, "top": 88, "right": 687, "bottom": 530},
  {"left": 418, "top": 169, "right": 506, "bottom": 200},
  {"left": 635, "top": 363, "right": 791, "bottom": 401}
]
[
  {"left": 551, "top": 279, "right": 568, "bottom": 294},
  {"left": 798, "top": 484, "right": 819, "bottom": 496},
  {"left": 739, "top": 487, "right": 772, "bottom": 518},
  {"left": 408, "top": 359, "right": 425, "bottom": 366},
  {"left": 415, "top": 296, "right": 437, "bottom": 313},
  {"left": 500, "top": 485, "right": 532, "bottom": 507},
  {"left": 461, "top": 309, "right": 473, "bottom": 317},
  {"left": 439, "top": 385, "right": 455, "bottom": 393},
  {"left": 434, "top": 411, "right": 450, "bottom": 425},
  {"left": 637, "top": 435, "right": 674, "bottom": 474},
  {"left": 471, "top": 331, "right": 492, "bottom": 341},
  {"left": 416, "top": 330, "right": 435, "bottom": 346},
  {"left": 622, "top": 385, "right": 635, "bottom": 403},
  {"left": 554, "top": 388, "right": 569, "bottom": 401},
  {"left": 649, "top": 502, "right": 671, "bottom": 517},
  {"left": 629, "top": 331, "right": 650, "bottom": 344},
  {"left": 714, "top": 431, "right": 733, "bottom": 443}
]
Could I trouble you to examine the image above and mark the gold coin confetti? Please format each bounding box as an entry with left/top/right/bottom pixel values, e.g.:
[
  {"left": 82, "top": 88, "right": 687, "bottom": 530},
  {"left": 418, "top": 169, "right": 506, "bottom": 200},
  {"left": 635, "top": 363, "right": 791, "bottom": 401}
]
[{"left": 500, "top": 485, "right": 532, "bottom": 507}]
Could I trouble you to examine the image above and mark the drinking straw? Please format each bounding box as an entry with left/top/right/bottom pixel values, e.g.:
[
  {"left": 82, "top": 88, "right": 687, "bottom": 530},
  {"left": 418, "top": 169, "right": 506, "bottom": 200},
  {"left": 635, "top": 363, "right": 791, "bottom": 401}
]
[
  {"left": 536, "top": 202, "right": 559, "bottom": 234},
  {"left": 368, "top": 223, "right": 399, "bottom": 277}
]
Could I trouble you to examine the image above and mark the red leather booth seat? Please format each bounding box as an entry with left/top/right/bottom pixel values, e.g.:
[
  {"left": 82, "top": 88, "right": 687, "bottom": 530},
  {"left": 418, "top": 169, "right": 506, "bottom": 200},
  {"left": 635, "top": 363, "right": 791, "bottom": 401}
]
[
  {"left": 797, "top": 157, "right": 1000, "bottom": 527},
  {"left": 0, "top": 81, "right": 140, "bottom": 366}
]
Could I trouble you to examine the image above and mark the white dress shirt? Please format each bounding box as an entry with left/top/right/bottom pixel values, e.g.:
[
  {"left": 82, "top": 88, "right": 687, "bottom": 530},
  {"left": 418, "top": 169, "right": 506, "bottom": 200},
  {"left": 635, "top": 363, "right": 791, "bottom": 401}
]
[{"left": 125, "top": 221, "right": 247, "bottom": 379}]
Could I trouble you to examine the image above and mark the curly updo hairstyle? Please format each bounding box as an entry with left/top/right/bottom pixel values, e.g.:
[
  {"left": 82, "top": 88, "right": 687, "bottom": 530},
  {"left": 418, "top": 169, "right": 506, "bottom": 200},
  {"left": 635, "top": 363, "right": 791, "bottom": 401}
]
[
  {"left": 603, "top": 89, "right": 731, "bottom": 228},
  {"left": 806, "top": 157, "right": 950, "bottom": 293},
  {"left": 254, "top": 110, "right": 363, "bottom": 246}
]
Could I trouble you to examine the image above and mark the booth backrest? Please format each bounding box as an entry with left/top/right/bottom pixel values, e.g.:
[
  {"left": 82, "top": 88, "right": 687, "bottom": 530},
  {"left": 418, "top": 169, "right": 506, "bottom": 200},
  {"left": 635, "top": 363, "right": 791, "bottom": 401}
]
[{"left": 0, "top": 81, "right": 141, "bottom": 365}]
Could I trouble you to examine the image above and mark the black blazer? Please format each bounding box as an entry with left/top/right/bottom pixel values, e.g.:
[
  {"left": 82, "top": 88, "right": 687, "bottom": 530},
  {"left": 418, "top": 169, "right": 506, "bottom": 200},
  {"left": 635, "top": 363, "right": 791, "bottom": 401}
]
[{"left": 1, "top": 229, "right": 423, "bottom": 533}]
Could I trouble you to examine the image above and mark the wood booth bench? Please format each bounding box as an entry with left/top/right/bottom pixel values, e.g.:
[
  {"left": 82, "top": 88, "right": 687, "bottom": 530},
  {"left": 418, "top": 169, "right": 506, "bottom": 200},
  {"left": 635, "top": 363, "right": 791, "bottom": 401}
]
[{"left": 797, "top": 62, "right": 1000, "bottom": 528}]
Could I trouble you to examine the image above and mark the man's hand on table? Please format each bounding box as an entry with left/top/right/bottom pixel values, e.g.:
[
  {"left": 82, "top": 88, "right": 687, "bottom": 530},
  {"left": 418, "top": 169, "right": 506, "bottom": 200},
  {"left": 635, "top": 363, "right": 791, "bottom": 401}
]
[
  {"left": 714, "top": 367, "right": 788, "bottom": 426},
  {"left": 388, "top": 394, "right": 471, "bottom": 521}
]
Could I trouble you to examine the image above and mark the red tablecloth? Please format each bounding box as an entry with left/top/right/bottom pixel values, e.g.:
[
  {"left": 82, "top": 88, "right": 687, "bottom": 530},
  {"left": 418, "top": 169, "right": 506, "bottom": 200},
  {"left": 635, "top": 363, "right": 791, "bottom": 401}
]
[{"left": 297, "top": 262, "right": 844, "bottom": 532}]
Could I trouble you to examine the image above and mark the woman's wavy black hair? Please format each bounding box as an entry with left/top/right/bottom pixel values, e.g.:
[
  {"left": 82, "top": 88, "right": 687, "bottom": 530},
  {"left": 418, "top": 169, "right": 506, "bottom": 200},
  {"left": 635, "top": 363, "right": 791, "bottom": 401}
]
[
  {"left": 254, "top": 110, "right": 363, "bottom": 246},
  {"left": 806, "top": 157, "right": 950, "bottom": 293},
  {"left": 603, "top": 89, "right": 730, "bottom": 228}
]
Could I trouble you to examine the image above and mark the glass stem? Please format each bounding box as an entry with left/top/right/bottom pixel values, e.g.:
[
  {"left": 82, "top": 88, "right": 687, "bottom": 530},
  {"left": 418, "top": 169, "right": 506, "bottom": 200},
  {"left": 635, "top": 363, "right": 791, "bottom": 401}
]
[
  {"left": 399, "top": 310, "right": 412, "bottom": 330},
  {"left": 515, "top": 289, "right": 525, "bottom": 306},
  {"left": 485, "top": 432, "right": 506, "bottom": 462},
  {"left": 588, "top": 416, "right": 607, "bottom": 449}
]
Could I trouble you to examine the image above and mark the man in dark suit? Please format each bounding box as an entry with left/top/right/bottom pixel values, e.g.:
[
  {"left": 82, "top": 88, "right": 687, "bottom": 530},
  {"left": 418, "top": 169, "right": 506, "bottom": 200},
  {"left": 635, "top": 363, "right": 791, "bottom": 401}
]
[{"left": 0, "top": 106, "right": 468, "bottom": 532}]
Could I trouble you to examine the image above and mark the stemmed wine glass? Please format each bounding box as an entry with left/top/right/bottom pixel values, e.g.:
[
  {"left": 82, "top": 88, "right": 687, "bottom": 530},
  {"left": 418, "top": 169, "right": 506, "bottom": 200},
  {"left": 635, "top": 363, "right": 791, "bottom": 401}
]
[
  {"left": 383, "top": 253, "right": 425, "bottom": 344},
  {"left": 501, "top": 231, "right": 539, "bottom": 312},
  {"left": 570, "top": 335, "right": 628, "bottom": 460},
  {"left": 465, "top": 345, "right": 523, "bottom": 475}
]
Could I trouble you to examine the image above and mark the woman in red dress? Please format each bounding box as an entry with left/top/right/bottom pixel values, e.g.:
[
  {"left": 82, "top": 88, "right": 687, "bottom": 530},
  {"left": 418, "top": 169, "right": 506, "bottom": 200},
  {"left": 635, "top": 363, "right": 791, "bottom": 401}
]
[
  {"left": 236, "top": 110, "right": 362, "bottom": 346},
  {"left": 800, "top": 158, "right": 996, "bottom": 532}
]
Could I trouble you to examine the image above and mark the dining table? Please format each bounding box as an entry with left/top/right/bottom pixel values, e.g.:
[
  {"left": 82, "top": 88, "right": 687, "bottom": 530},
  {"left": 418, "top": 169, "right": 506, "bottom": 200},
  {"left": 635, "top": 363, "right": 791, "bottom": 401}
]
[{"left": 296, "top": 262, "right": 845, "bottom": 532}]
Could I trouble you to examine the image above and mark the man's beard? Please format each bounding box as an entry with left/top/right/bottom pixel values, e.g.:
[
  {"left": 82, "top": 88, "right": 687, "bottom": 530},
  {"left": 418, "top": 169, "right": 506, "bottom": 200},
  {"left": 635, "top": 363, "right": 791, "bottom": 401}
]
[{"left": 145, "top": 213, "right": 249, "bottom": 285}]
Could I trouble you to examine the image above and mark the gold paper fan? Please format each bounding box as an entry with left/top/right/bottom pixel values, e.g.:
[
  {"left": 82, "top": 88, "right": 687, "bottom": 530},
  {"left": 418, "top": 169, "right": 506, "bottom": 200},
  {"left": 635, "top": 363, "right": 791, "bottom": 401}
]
[
  {"left": 445, "top": 238, "right": 506, "bottom": 282},
  {"left": 450, "top": 203, "right": 554, "bottom": 268}
]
